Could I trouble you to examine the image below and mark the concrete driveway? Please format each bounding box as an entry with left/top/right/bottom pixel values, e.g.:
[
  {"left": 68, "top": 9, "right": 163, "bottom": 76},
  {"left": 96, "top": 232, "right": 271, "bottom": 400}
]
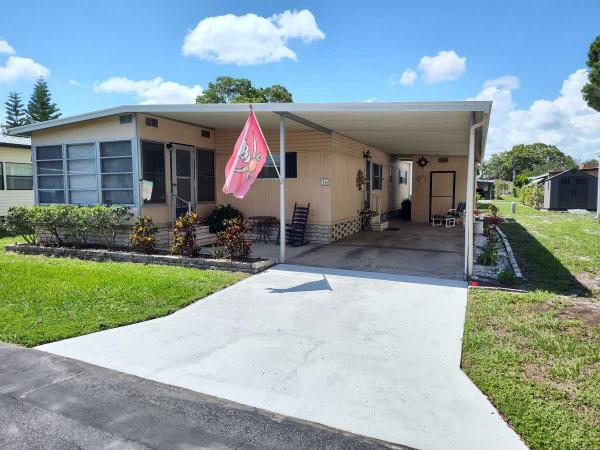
[
  {"left": 288, "top": 221, "right": 465, "bottom": 280},
  {"left": 38, "top": 265, "right": 525, "bottom": 450}
]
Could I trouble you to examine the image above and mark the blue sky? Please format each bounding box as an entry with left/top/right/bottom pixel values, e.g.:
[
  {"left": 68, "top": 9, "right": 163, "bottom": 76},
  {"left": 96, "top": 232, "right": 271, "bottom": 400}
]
[{"left": 1, "top": 0, "right": 599, "bottom": 160}]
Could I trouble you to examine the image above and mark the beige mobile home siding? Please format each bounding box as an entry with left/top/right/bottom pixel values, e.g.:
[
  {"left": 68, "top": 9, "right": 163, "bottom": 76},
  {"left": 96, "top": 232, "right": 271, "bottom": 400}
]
[
  {"left": 214, "top": 129, "right": 332, "bottom": 224},
  {"left": 410, "top": 155, "right": 467, "bottom": 222},
  {"left": 0, "top": 146, "right": 33, "bottom": 217},
  {"left": 330, "top": 133, "right": 402, "bottom": 223},
  {"left": 32, "top": 115, "right": 135, "bottom": 145}
]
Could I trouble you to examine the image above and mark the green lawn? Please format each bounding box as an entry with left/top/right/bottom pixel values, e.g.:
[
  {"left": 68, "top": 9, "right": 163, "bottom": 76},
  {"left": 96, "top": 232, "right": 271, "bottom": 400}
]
[
  {"left": 0, "top": 237, "right": 245, "bottom": 347},
  {"left": 462, "top": 206, "right": 600, "bottom": 449}
]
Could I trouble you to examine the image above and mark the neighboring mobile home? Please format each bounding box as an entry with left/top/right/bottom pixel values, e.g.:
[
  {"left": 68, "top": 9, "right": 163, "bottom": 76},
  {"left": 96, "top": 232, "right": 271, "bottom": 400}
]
[
  {"left": 0, "top": 136, "right": 33, "bottom": 220},
  {"left": 9, "top": 101, "right": 491, "bottom": 275}
]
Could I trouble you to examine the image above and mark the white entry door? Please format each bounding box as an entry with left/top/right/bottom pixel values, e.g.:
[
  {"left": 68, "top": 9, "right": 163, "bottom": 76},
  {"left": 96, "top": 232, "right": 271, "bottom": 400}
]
[{"left": 171, "top": 144, "right": 195, "bottom": 221}]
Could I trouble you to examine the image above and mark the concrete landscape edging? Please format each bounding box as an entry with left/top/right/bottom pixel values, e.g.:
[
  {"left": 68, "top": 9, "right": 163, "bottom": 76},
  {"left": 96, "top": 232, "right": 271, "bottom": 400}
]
[{"left": 6, "top": 244, "right": 275, "bottom": 274}]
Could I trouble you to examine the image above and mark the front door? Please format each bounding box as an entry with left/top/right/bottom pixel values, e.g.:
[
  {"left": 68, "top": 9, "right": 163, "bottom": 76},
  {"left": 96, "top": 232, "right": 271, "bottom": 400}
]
[
  {"left": 171, "top": 144, "right": 195, "bottom": 221},
  {"left": 429, "top": 171, "right": 456, "bottom": 221}
]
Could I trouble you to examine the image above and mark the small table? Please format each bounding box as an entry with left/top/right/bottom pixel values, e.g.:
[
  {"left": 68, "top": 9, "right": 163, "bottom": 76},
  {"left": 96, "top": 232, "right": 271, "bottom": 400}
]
[
  {"left": 432, "top": 215, "right": 456, "bottom": 227},
  {"left": 249, "top": 216, "right": 277, "bottom": 243},
  {"left": 359, "top": 211, "right": 376, "bottom": 231}
]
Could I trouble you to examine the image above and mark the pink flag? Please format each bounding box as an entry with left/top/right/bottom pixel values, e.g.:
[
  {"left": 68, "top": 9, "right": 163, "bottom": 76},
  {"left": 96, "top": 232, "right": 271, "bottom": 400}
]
[{"left": 222, "top": 109, "right": 271, "bottom": 199}]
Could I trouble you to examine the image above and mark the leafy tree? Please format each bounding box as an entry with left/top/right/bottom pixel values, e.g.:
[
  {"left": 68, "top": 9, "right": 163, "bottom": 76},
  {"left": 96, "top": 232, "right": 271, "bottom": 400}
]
[
  {"left": 581, "top": 158, "right": 598, "bottom": 167},
  {"left": 26, "top": 77, "right": 61, "bottom": 123},
  {"left": 4, "top": 91, "right": 26, "bottom": 128},
  {"left": 513, "top": 174, "right": 530, "bottom": 188},
  {"left": 582, "top": 35, "right": 600, "bottom": 112},
  {"left": 480, "top": 143, "right": 576, "bottom": 180},
  {"left": 196, "top": 76, "right": 292, "bottom": 104}
]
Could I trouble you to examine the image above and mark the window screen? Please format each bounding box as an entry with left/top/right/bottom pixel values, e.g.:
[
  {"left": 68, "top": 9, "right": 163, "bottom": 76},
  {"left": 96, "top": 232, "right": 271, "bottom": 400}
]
[
  {"left": 100, "top": 141, "right": 134, "bottom": 205},
  {"left": 373, "top": 163, "right": 383, "bottom": 190},
  {"left": 36, "top": 145, "right": 64, "bottom": 203},
  {"left": 257, "top": 152, "right": 297, "bottom": 179},
  {"left": 5, "top": 163, "right": 33, "bottom": 190},
  {"left": 142, "top": 141, "right": 166, "bottom": 204},
  {"left": 67, "top": 143, "right": 97, "bottom": 204},
  {"left": 197, "top": 149, "right": 215, "bottom": 202}
]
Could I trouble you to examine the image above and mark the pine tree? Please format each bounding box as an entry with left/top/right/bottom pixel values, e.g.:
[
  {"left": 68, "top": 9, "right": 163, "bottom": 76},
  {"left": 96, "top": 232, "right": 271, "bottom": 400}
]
[
  {"left": 4, "top": 91, "right": 26, "bottom": 128},
  {"left": 26, "top": 77, "right": 61, "bottom": 123}
]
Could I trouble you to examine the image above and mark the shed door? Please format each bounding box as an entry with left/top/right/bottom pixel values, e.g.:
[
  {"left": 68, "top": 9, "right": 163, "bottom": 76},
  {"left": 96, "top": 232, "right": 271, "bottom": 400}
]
[
  {"left": 429, "top": 171, "right": 456, "bottom": 221},
  {"left": 557, "top": 176, "right": 587, "bottom": 209}
]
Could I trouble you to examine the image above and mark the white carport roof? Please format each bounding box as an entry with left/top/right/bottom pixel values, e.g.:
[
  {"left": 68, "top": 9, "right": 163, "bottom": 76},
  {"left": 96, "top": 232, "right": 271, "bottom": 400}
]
[{"left": 9, "top": 101, "right": 492, "bottom": 159}]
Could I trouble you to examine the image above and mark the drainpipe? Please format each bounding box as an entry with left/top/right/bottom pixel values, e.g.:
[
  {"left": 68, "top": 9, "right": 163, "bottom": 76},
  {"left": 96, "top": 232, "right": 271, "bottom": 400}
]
[{"left": 465, "top": 118, "right": 485, "bottom": 278}]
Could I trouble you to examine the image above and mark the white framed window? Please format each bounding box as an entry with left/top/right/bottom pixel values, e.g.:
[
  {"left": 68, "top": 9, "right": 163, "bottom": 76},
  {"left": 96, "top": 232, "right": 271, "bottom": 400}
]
[
  {"left": 67, "top": 143, "right": 97, "bottom": 204},
  {"left": 100, "top": 141, "right": 134, "bottom": 205},
  {"left": 36, "top": 145, "right": 65, "bottom": 203}
]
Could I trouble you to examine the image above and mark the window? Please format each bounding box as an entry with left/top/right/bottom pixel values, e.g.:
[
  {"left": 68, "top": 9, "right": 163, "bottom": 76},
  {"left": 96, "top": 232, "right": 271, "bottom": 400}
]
[
  {"left": 67, "top": 143, "right": 97, "bottom": 204},
  {"left": 201, "top": 129, "right": 211, "bottom": 139},
  {"left": 100, "top": 141, "right": 134, "bottom": 205},
  {"left": 0, "top": 163, "right": 3, "bottom": 190},
  {"left": 5, "top": 163, "right": 33, "bottom": 190},
  {"left": 398, "top": 170, "right": 408, "bottom": 185},
  {"left": 36, "top": 145, "right": 65, "bottom": 203},
  {"left": 142, "top": 141, "right": 166, "bottom": 204},
  {"left": 373, "top": 163, "right": 383, "bottom": 190},
  {"left": 257, "top": 152, "right": 297, "bottom": 179},
  {"left": 197, "top": 149, "right": 215, "bottom": 202},
  {"left": 119, "top": 114, "right": 133, "bottom": 124},
  {"left": 145, "top": 117, "right": 158, "bottom": 128}
]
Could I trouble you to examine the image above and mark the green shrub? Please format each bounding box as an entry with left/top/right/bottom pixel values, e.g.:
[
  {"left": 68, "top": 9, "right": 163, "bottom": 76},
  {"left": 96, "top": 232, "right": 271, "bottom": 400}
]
[
  {"left": 210, "top": 245, "right": 225, "bottom": 259},
  {"left": 477, "top": 241, "right": 498, "bottom": 266},
  {"left": 497, "top": 267, "right": 518, "bottom": 285},
  {"left": 130, "top": 216, "right": 158, "bottom": 254},
  {"left": 204, "top": 204, "right": 243, "bottom": 233},
  {"left": 5, "top": 206, "right": 37, "bottom": 244},
  {"left": 6, "top": 205, "right": 132, "bottom": 248},
  {"left": 521, "top": 184, "right": 544, "bottom": 209},
  {"left": 216, "top": 217, "right": 252, "bottom": 260},
  {"left": 91, "top": 205, "right": 132, "bottom": 248},
  {"left": 171, "top": 212, "right": 202, "bottom": 257}
]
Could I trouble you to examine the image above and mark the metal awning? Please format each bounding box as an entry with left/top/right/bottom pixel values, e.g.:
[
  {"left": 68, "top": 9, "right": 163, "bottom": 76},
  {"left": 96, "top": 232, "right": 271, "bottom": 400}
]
[{"left": 9, "top": 101, "right": 492, "bottom": 159}]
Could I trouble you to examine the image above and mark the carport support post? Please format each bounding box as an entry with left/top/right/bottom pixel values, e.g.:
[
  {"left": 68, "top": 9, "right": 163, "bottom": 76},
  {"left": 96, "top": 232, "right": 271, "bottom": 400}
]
[
  {"left": 466, "top": 118, "right": 485, "bottom": 277},
  {"left": 279, "top": 113, "right": 286, "bottom": 263}
]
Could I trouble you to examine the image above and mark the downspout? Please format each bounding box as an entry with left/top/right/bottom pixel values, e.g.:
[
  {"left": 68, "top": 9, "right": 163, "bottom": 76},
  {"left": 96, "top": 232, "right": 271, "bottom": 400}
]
[{"left": 465, "top": 117, "right": 485, "bottom": 278}]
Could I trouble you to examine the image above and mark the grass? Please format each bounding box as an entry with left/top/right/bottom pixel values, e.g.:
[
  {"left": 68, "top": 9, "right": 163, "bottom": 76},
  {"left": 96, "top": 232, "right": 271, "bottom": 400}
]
[
  {"left": 0, "top": 236, "right": 245, "bottom": 347},
  {"left": 463, "top": 205, "right": 600, "bottom": 449}
]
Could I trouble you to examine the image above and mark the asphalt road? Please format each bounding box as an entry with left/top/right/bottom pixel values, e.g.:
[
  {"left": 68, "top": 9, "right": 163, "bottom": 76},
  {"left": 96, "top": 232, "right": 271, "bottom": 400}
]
[{"left": 0, "top": 342, "right": 405, "bottom": 450}]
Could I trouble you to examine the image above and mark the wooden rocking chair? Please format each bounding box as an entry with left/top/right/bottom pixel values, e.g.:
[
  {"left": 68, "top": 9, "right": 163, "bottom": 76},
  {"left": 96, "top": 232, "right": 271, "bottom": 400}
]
[{"left": 277, "top": 203, "right": 310, "bottom": 246}]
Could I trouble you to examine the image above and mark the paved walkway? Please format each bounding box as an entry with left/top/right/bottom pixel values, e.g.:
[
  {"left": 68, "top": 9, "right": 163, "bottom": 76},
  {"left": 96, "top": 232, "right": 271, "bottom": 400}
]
[
  {"left": 37, "top": 265, "right": 526, "bottom": 449},
  {"left": 0, "top": 342, "right": 402, "bottom": 449}
]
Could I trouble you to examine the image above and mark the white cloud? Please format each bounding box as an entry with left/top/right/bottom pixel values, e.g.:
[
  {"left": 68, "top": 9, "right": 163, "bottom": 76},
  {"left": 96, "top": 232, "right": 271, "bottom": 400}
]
[
  {"left": 0, "top": 56, "right": 49, "bottom": 84},
  {"left": 418, "top": 50, "right": 466, "bottom": 83},
  {"left": 364, "top": 97, "right": 377, "bottom": 103},
  {"left": 0, "top": 40, "right": 15, "bottom": 55},
  {"left": 483, "top": 75, "right": 520, "bottom": 91},
  {"left": 182, "top": 9, "right": 325, "bottom": 65},
  {"left": 398, "top": 68, "right": 417, "bottom": 86},
  {"left": 473, "top": 69, "right": 600, "bottom": 161},
  {"left": 93, "top": 76, "right": 203, "bottom": 104},
  {"left": 69, "top": 79, "right": 81, "bottom": 87}
]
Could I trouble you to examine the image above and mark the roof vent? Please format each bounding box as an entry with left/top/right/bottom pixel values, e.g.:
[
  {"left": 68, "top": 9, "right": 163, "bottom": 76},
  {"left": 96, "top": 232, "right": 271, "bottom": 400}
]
[{"left": 145, "top": 117, "right": 158, "bottom": 128}]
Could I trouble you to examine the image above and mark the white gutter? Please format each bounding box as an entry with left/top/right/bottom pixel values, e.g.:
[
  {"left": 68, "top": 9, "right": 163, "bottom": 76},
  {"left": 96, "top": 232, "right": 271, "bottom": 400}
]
[{"left": 465, "top": 118, "right": 486, "bottom": 277}]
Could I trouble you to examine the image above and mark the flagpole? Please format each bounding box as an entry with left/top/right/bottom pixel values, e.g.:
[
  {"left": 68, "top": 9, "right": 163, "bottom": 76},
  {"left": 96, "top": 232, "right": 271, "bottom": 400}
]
[{"left": 279, "top": 113, "right": 286, "bottom": 264}]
